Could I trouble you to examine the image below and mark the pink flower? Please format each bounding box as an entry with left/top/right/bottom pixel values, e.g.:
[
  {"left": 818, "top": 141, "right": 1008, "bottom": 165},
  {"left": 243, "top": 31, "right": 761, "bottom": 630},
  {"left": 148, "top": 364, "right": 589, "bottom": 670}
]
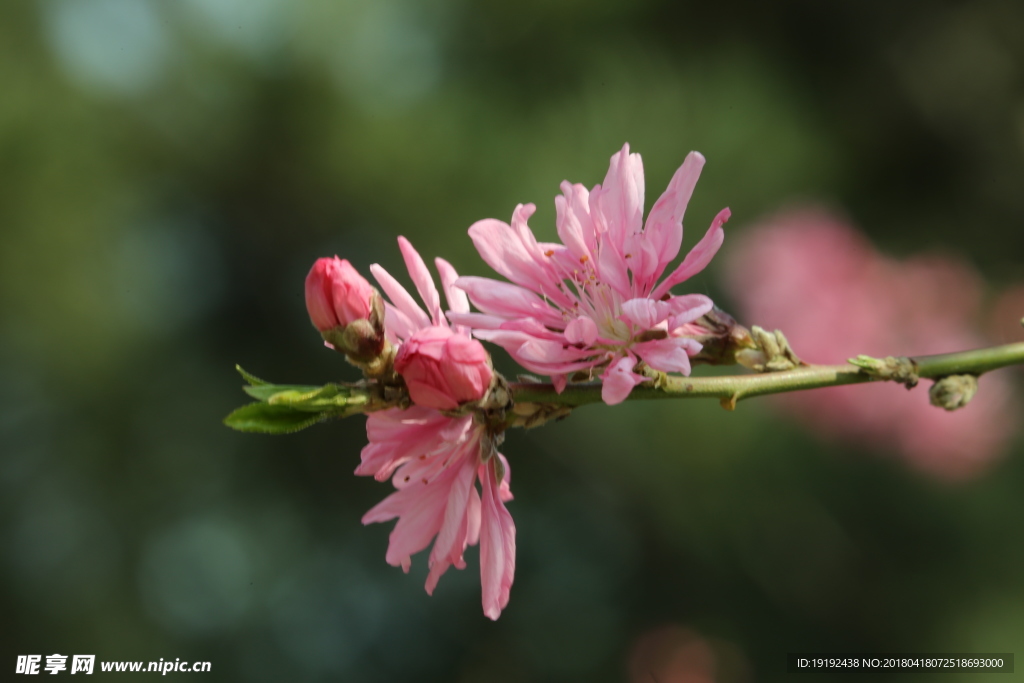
[
  {"left": 723, "top": 207, "right": 1018, "bottom": 480},
  {"left": 304, "top": 256, "right": 376, "bottom": 331},
  {"left": 628, "top": 625, "right": 720, "bottom": 683},
  {"left": 394, "top": 326, "right": 493, "bottom": 411},
  {"left": 359, "top": 409, "right": 514, "bottom": 618},
  {"left": 357, "top": 237, "right": 515, "bottom": 619},
  {"left": 449, "top": 143, "right": 730, "bottom": 404},
  {"left": 988, "top": 284, "right": 1024, "bottom": 344}
]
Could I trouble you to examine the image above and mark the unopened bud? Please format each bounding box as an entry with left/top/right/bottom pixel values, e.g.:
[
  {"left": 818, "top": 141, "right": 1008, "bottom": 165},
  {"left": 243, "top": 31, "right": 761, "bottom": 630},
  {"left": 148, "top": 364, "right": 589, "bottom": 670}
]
[
  {"left": 305, "top": 256, "right": 387, "bottom": 363},
  {"left": 685, "top": 307, "right": 758, "bottom": 366},
  {"left": 305, "top": 257, "right": 376, "bottom": 330},
  {"left": 394, "top": 326, "right": 493, "bottom": 411},
  {"left": 929, "top": 374, "right": 978, "bottom": 411}
]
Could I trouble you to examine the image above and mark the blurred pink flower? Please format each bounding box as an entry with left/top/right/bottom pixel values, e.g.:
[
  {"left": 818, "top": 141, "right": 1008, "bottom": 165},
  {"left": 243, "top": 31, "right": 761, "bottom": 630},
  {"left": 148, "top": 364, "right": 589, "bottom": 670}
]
[
  {"left": 304, "top": 256, "right": 376, "bottom": 331},
  {"left": 450, "top": 143, "right": 730, "bottom": 404},
  {"left": 359, "top": 237, "right": 515, "bottom": 619},
  {"left": 628, "top": 625, "right": 724, "bottom": 683},
  {"left": 988, "top": 284, "right": 1024, "bottom": 344},
  {"left": 394, "top": 326, "right": 493, "bottom": 411},
  {"left": 723, "top": 207, "right": 1017, "bottom": 479}
]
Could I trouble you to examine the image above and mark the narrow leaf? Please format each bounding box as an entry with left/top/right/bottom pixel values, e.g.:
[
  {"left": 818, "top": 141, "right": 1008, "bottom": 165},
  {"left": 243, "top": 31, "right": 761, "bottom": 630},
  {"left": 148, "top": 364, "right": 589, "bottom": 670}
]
[
  {"left": 223, "top": 402, "right": 333, "bottom": 434},
  {"left": 236, "top": 365, "right": 269, "bottom": 386},
  {"left": 243, "top": 383, "right": 324, "bottom": 402}
]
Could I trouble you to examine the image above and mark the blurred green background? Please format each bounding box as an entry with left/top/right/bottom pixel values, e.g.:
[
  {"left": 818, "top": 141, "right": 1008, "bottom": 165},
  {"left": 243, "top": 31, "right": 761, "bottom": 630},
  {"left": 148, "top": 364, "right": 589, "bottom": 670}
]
[{"left": 3, "top": 1, "right": 1024, "bottom": 681}]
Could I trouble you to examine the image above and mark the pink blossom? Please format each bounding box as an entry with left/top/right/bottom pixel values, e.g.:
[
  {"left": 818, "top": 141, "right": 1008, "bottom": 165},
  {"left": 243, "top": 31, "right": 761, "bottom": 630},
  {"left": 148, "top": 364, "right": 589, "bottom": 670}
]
[
  {"left": 358, "top": 237, "right": 515, "bottom": 619},
  {"left": 723, "top": 207, "right": 1018, "bottom": 480},
  {"left": 394, "top": 326, "right": 493, "bottom": 411},
  {"left": 988, "top": 284, "right": 1024, "bottom": 344},
  {"left": 449, "top": 143, "right": 730, "bottom": 404},
  {"left": 304, "top": 256, "right": 376, "bottom": 331},
  {"left": 628, "top": 625, "right": 721, "bottom": 683}
]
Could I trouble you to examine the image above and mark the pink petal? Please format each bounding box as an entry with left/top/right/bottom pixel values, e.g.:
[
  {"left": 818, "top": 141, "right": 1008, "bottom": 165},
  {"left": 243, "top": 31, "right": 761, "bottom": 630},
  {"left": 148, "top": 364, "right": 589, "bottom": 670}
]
[
  {"left": 456, "top": 276, "right": 563, "bottom": 326},
  {"left": 515, "top": 337, "right": 595, "bottom": 365},
  {"left": 650, "top": 208, "right": 730, "bottom": 301},
  {"left": 446, "top": 311, "right": 508, "bottom": 330},
  {"left": 624, "top": 232, "right": 662, "bottom": 295},
  {"left": 466, "top": 486, "right": 482, "bottom": 546},
  {"left": 479, "top": 458, "right": 516, "bottom": 620},
  {"left": 356, "top": 407, "right": 456, "bottom": 481},
  {"left": 490, "top": 316, "right": 568, "bottom": 340},
  {"left": 665, "top": 294, "right": 715, "bottom": 327},
  {"left": 633, "top": 338, "right": 702, "bottom": 375},
  {"left": 596, "top": 237, "right": 632, "bottom": 298},
  {"left": 364, "top": 480, "right": 447, "bottom": 569},
  {"left": 473, "top": 329, "right": 598, "bottom": 376},
  {"left": 403, "top": 381, "right": 460, "bottom": 411},
  {"left": 441, "top": 337, "right": 493, "bottom": 402},
  {"left": 594, "top": 143, "right": 644, "bottom": 251},
  {"left": 565, "top": 316, "right": 599, "bottom": 345},
  {"left": 435, "top": 257, "right": 470, "bottom": 316},
  {"left": 425, "top": 454, "right": 478, "bottom": 595},
  {"left": 600, "top": 355, "right": 648, "bottom": 405},
  {"left": 561, "top": 181, "right": 598, "bottom": 254},
  {"left": 555, "top": 186, "right": 592, "bottom": 262},
  {"left": 496, "top": 453, "right": 513, "bottom": 502},
  {"left": 467, "top": 206, "right": 567, "bottom": 306},
  {"left": 382, "top": 302, "right": 417, "bottom": 343},
  {"left": 643, "top": 151, "right": 705, "bottom": 280},
  {"left": 620, "top": 298, "right": 669, "bottom": 330},
  {"left": 398, "top": 237, "right": 443, "bottom": 327},
  {"left": 370, "top": 264, "right": 431, "bottom": 331}
]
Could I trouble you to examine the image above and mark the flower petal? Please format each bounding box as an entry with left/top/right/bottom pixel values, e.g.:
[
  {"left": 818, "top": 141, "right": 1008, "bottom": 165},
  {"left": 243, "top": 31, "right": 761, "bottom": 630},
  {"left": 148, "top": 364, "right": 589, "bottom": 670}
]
[
  {"left": 650, "top": 208, "right": 730, "bottom": 300},
  {"left": 468, "top": 205, "right": 566, "bottom": 304},
  {"left": 600, "top": 355, "right": 648, "bottom": 405},
  {"left": 665, "top": 294, "right": 715, "bottom": 327},
  {"left": 456, "top": 276, "right": 563, "bottom": 326},
  {"left": 555, "top": 183, "right": 593, "bottom": 262},
  {"left": 425, "top": 453, "right": 478, "bottom": 595},
  {"left": 595, "top": 237, "right": 632, "bottom": 298},
  {"left": 643, "top": 151, "right": 705, "bottom": 281},
  {"left": 620, "top": 298, "right": 669, "bottom": 330},
  {"left": 565, "top": 316, "right": 599, "bottom": 345},
  {"left": 593, "top": 143, "right": 644, "bottom": 252},
  {"left": 633, "top": 338, "right": 702, "bottom": 375},
  {"left": 363, "top": 477, "right": 448, "bottom": 571},
  {"left": 435, "top": 257, "right": 469, "bottom": 316},
  {"left": 479, "top": 458, "right": 515, "bottom": 620},
  {"left": 382, "top": 302, "right": 418, "bottom": 343},
  {"left": 371, "top": 264, "right": 431, "bottom": 331},
  {"left": 398, "top": 237, "right": 443, "bottom": 327},
  {"left": 446, "top": 311, "right": 507, "bottom": 329}
]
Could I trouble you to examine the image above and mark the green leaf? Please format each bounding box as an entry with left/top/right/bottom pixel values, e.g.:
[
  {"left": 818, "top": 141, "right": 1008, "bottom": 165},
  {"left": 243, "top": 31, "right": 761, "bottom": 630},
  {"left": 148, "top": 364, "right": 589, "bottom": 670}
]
[
  {"left": 236, "top": 365, "right": 269, "bottom": 386},
  {"left": 223, "top": 402, "right": 333, "bottom": 434},
  {"left": 242, "top": 383, "right": 369, "bottom": 412},
  {"left": 242, "top": 383, "right": 323, "bottom": 402}
]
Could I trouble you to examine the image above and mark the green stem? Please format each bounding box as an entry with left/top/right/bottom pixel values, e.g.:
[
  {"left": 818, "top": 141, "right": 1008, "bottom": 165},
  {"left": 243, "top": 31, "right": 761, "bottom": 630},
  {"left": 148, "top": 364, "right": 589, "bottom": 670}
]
[{"left": 509, "top": 342, "right": 1024, "bottom": 409}]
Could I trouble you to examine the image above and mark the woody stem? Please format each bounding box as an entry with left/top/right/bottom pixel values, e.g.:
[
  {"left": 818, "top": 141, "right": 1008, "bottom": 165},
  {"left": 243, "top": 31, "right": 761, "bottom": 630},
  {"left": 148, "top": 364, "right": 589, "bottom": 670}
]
[{"left": 508, "top": 342, "right": 1024, "bottom": 409}]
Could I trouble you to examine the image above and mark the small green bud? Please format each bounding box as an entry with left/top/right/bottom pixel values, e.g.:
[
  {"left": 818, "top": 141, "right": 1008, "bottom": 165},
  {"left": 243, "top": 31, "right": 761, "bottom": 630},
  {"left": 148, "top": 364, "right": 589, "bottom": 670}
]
[{"left": 929, "top": 374, "right": 978, "bottom": 411}]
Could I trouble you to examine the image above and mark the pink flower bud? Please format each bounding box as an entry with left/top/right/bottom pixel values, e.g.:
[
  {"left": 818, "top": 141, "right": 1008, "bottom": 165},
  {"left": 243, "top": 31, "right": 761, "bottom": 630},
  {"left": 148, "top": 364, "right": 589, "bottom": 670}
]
[
  {"left": 304, "top": 257, "right": 377, "bottom": 331},
  {"left": 394, "top": 326, "right": 493, "bottom": 410}
]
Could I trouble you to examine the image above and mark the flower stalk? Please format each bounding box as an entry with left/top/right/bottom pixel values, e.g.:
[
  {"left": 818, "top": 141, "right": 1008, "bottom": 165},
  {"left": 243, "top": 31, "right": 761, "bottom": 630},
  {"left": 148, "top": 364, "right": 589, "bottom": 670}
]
[
  {"left": 511, "top": 341, "right": 1024, "bottom": 409},
  {"left": 227, "top": 341, "right": 1024, "bottom": 432}
]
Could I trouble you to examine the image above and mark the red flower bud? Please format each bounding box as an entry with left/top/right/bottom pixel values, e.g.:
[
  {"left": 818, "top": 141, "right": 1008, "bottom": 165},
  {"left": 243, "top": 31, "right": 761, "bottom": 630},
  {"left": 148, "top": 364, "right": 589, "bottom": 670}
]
[
  {"left": 394, "top": 326, "right": 493, "bottom": 410},
  {"left": 304, "top": 257, "right": 376, "bottom": 332}
]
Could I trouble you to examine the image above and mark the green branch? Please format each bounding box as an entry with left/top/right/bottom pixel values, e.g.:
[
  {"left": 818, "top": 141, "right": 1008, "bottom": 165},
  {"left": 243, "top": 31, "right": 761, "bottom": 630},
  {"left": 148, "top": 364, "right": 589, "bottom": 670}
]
[
  {"left": 509, "top": 342, "right": 1024, "bottom": 410},
  {"left": 225, "top": 342, "right": 1024, "bottom": 433}
]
